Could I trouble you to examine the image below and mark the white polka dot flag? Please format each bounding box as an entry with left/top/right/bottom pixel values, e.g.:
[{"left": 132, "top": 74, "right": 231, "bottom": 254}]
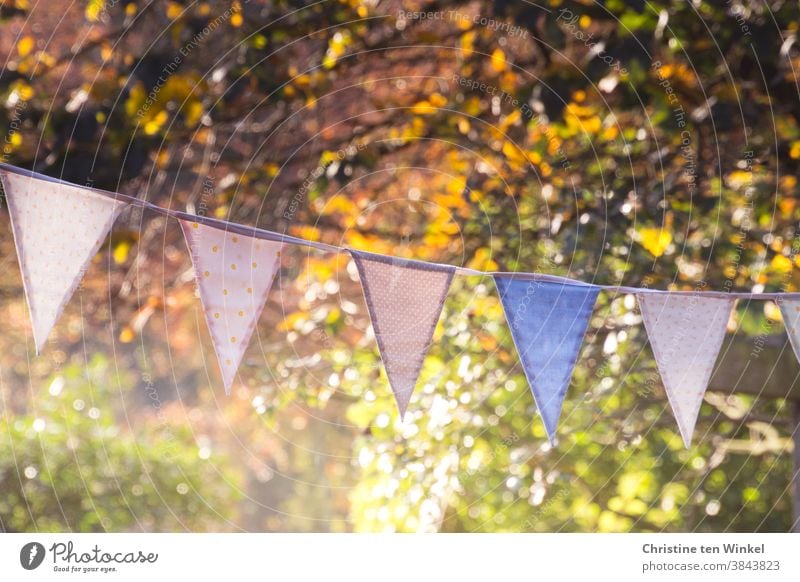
[
  {"left": 351, "top": 249, "right": 455, "bottom": 418},
  {"left": 779, "top": 300, "right": 800, "bottom": 363},
  {"left": 637, "top": 293, "right": 735, "bottom": 448},
  {"left": 180, "top": 221, "right": 283, "bottom": 394},
  {"left": 0, "top": 171, "right": 126, "bottom": 353}
]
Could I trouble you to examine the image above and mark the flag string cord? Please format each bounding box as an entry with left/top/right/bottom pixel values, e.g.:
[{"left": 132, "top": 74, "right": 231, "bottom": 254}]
[{"left": 1, "top": 161, "right": 796, "bottom": 300}]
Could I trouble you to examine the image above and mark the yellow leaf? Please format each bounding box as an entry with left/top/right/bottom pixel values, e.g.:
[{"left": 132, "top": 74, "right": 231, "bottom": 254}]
[
  {"left": 13, "top": 81, "right": 33, "bottom": 101},
  {"left": 291, "top": 225, "right": 321, "bottom": 242},
  {"left": 460, "top": 31, "right": 476, "bottom": 55},
  {"left": 437, "top": 220, "right": 461, "bottom": 235},
  {"left": 322, "top": 53, "right": 337, "bottom": 69},
  {"left": 324, "top": 194, "right": 358, "bottom": 216},
  {"left": 144, "top": 110, "right": 169, "bottom": 135},
  {"left": 325, "top": 307, "right": 341, "bottom": 324},
  {"left": 770, "top": 254, "right": 793, "bottom": 273},
  {"left": 582, "top": 115, "right": 602, "bottom": 133},
  {"left": 166, "top": 2, "right": 182, "bottom": 19},
  {"left": 429, "top": 92, "right": 447, "bottom": 107},
  {"left": 423, "top": 232, "right": 450, "bottom": 248},
  {"left": 411, "top": 100, "right": 436, "bottom": 115},
  {"left": 656, "top": 63, "right": 695, "bottom": 85},
  {"left": 502, "top": 140, "right": 528, "bottom": 167},
  {"left": 17, "top": 36, "right": 34, "bottom": 58},
  {"left": 479, "top": 334, "right": 498, "bottom": 350},
  {"left": 231, "top": 12, "right": 243, "bottom": 27},
  {"left": 566, "top": 103, "right": 593, "bottom": 117},
  {"left": 727, "top": 170, "right": 752, "bottom": 189},
  {"left": 455, "top": 14, "right": 472, "bottom": 30},
  {"left": 101, "top": 43, "right": 113, "bottom": 62},
  {"left": 446, "top": 177, "right": 467, "bottom": 196},
  {"left": 602, "top": 125, "right": 619, "bottom": 141},
  {"left": 35, "top": 51, "right": 55, "bottom": 68},
  {"left": 86, "top": 0, "right": 103, "bottom": 21},
  {"left": 463, "top": 97, "right": 482, "bottom": 116},
  {"left": 124, "top": 83, "right": 146, "bottom": 118},
  {"left": 119, "top": 326, "right": 135, "bottom": 343},
  {"left": 547, "top": 134, "right": 563, "bottom": 155},
  {"left": 657, "top": 64, "right": 675, "bottom": 79},
  {"left": 467, "top": 247, "right": 499, "bottom": 271},
  {"left": 320, "top": 150, "right": 339, "bottom": 165},
  {"left": 499, "top": 109, "right": 521, "bottom": 132},
  {"left": 184, "top": 101, "right": 204, "bottom": 126},
  {"left": 294, "top": 73, "right": 311, "bottom": 87},
  {"left": 490, "top": 48, "right": 507, "bottom": 73},
  {"left": 638, "top": 227, "right": 672, "bottom": 257},
  {"left": 113, "top": 241, "right": 131, "bottom": 264}
]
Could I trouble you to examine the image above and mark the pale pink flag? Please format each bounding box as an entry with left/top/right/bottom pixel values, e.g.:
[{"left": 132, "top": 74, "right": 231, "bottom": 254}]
[
  {"left": 181, "top": 221, "right": 282, "bottom": 394},
  {"left": 351, "top": 249, "right": 455, "bottom": 417},
  {"left": 637, "top": 293, "right": 734, "bottom": 447},
  {"left": 1, "top": 171, "right": 126, "bottom": 353}
]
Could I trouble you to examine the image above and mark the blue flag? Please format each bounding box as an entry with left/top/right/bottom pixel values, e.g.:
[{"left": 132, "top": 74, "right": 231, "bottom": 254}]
[{"left": 494, "top": 277, "right": 600, "bottom": 443}]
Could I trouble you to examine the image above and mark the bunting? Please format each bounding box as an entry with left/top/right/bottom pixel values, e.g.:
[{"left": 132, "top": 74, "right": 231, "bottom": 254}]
[
  {"left": 181, "top": 221, "right": 283, "bottom": 393},
  {"left": 0, "top": 171, "right": 125, "bottom": 353},
  {"left": 494, "top": 278, "right": 599, "bottom": 443},
  {"left": 1, "top": 163, "right": 794, "bottom": 446},
  {"left": 638, "top": 293, "right": 735, "bottom": 448},
  {"left": 351, "top": 250, "right": 455, "bottom": 417}
]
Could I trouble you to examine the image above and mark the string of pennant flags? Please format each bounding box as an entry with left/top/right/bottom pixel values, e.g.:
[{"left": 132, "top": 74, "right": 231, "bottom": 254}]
[{"left": 2, "top": 161, "right": 800, "bottom": 448}]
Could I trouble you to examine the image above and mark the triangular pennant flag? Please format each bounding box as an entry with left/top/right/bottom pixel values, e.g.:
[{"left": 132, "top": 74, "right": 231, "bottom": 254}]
[
  {"left": 350, "top": 249, "right": 455, "bottom": 417},
  {"left": 181, "top": 221, "right": 282, "bottom": 394},
  {"left": 1, "top": 171, "right": 125, "bottom": 353},
  {"left": 494, "top": 278, "right": 599, "bottom": 443},
  {"left": 638, "top": 293, "right": 734, "bottom": 448},
  {"left": 779, "top": 299, "right": 800, "bottom": 362}
]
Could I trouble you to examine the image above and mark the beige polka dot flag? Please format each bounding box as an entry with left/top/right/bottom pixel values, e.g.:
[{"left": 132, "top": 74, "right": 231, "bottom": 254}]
[
  {"left": 181, "top": 221, "right": 282, "bottom": 394},
  {"left": 778, "top": 300, "right": 800, "bottom": 363},
  {"left": 637, "top": 293, "right": 735, "bottom": 448},
  {"left": 1, "top": 171, "right": 126, "bottom": 354},
  {"left": 351, "top": 249, "right": 455, "bottom": 418}
]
